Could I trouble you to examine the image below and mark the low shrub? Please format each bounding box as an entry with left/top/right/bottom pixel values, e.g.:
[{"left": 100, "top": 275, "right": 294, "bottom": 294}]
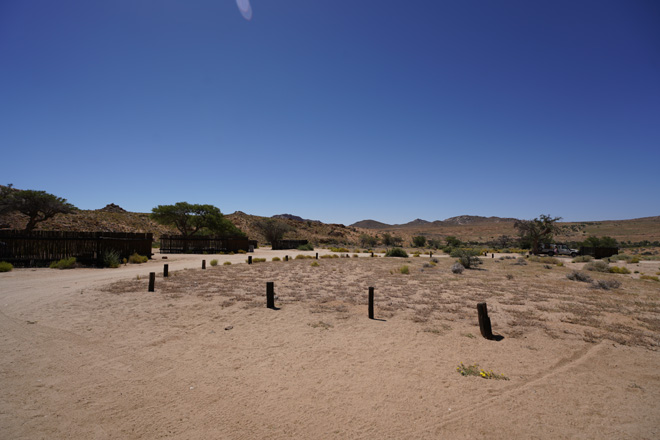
[
  {"left": 50, "top": 257, "right": 76, "bottom": 270},
  {"left": 513, "top": 257, "right": 527, "bottom": 266},
  {"left": 210, "top": 259, "right": 219, "bottom": 266},
  {"left": 451, "top": 248, "right": 482, "bottom": 269},
  {"left": 250, "top": 258, "right": 266, "bottom": 263},
  {"left": 238, "top": 249, "right": 247, "bottom": 254},
  {"left": 640, "top": 275, "right": 659, "bottom": 281},
  {"left": 329, "top": 247, "right": 349, "bottom": 253},
  {"left": 0, "top": 261, "right": 13, "bottom": 272},
  {"left": 451, "top": 262, "right": 464, "bottom": 274},
  {"left": 385, "top": 248, "right": 408, "bottom": 258},
  {"left": 128, "top": 253, "right": 148, "bottom": 264},
  {"left": 584, "top": 261, "right": 610, "bottom": 272},
  {"left": 223, "top": 261, "right": 231, "bottom": 265},
  {"left": 272, "top": 257, "right": 281, "bottom": 262},
  {"left": 630, "top": 256, "right": 640, "bottom": 264},
  {"left": 399, "top": 265, "right": 410, "bottom": 274},
  {"left": 295, "top": 254, "right": 313, "bottom": 260},
  {"left": 297, "top": 243, "right": 314, "bottom": 251},
  {"left": 592, "top": 279, "right": 621, "bottom": 290},
  {"left": 101, "top": 249, "right": 121, "bottom": 268},
  {"left": 528, "top": 255, "right": 560, "bottom": 265},
  {"left": 572, "top": 255, "right": 593, "bottom": 263},
  {"left": 311, "top": 261, "right": 320, "bottom": 267},
  {"left": 609, "top": 266, "right": 631, "bottom": 274},
  {"left": 352, "top": 254, "right": 359, "bottom": 258},
  {"left": 567, "top": 271, "right": 593, "bottom": 283}
]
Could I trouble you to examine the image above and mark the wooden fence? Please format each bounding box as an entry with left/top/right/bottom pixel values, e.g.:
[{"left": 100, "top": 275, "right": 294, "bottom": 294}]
[
  {"left": 0, "top": 230, "right": 153, "bottom": 266},
  {"left": 159, "top": 235, "right": 250, "bottom": 254},
  {"left": 579, "top": 247, "right": 619, "bottom": 259}
]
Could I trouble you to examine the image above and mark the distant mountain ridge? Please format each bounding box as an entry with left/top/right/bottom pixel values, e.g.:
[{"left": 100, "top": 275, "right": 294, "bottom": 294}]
[{"left": 351, "top": 215, "right": 517, "bottom": 229}]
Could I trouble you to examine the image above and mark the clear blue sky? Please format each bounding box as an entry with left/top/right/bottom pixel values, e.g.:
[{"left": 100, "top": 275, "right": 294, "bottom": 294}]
[{"left": 2, "top": 1, "right": 659, "bottom": 225}]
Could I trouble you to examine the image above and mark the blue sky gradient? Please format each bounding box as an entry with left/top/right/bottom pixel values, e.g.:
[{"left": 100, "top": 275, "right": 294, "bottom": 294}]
[{"left": 2, "top": 1, "right": 659, "bottom": 224}]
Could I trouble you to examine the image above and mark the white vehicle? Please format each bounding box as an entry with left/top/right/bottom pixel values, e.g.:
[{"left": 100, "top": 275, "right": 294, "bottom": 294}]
[{"left": 539, "top": 243, "right": 578, "bottom": 257}]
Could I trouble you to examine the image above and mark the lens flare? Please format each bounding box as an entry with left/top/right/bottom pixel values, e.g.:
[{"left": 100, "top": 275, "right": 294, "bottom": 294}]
[{"left": 236, "top": 0, "right": 252, "bottom": 20}]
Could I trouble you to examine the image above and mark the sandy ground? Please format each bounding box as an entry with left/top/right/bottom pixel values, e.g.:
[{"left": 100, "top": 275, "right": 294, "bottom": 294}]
[{"left": 1, "top": 250, "right": 659, "bottom": 439}]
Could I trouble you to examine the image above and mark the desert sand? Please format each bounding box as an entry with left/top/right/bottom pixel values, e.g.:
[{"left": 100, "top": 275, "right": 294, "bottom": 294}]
[{"left": 1, "top": 249, "right": 659, "bottom": 439}]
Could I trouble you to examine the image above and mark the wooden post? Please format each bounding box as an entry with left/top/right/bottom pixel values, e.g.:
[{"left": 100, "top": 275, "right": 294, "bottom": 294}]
[
  {"left": 148, "top": 272, "right": 155, "bottom": 292},
  {"left": 430, "top": 252, "right": 433, "bottom": 258},
  {"left": 492, "top": 254, "right": 494, "bottom": 258},
  {"left": 315, "top": 253, "right": 318, "bottom": 259},
  {"left": 371, "top": 252, "right": 374, "bottom": 257},
  {"left": 202, "top": 259, "right": 206, "bottom": 269},
  {"left": 267, "top": 282, "right": 275, "bottom": 309},
  {"left": 477, "top": 302, "right": 494, "bottom": 340},
  {"left": 163, "top": 264, "right": 168, "bottom": 277},
  {"left": 248, "top": 256, "right": 252, "bottom": 264},
  {"left": 368, "top": 287, "right": 374, "bottom": 319},
  {"left": 285, "top": 255, "right": 288, "bottom": 262}
]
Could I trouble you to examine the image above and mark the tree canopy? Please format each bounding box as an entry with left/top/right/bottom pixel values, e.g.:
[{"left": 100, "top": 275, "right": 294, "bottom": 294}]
[
  {"left": 514, "top": 214, "right": 562, "bottom": 254},
  {"left": 0, "top": 184, "right": 76, "bottom": 232},
  {"left": 255, "top": 218, "right": 292, "bottom": 245},
  {"left": 151, "top": 202, "right": 244, "bottom": 238}
]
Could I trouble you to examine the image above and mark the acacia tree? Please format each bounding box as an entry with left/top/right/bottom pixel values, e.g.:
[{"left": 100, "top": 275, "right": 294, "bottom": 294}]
[
  {"left": 0, "top": 184, "right": 76, "bottom": 232},
  {"left": 514, "top": 214, "right": 562, "bottom": 254},
  {"left": 151, "top": 202, "right": 243, "bottom": 238},
  {"left": 412, "top": 236, "right": 427, "bottom": 247},
  {"left": 255, "top": 218, "right": 292, "bottom": 246}
]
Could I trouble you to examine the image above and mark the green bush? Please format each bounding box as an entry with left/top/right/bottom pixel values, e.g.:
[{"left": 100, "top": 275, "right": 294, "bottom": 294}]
[
  {"left": 329, "top": 247, "right": 349, "bottom": 253},
  {"left": 210, "top": 259, "right": 218, "bottom": 266},
  {"left": 223, "top": 261, "right": 231, "bottom": 265},
  {"left": 101, "top": 249, "right": 121, "bottom": 268},
  {"left": 528, "top": 255, "right": 560, "bottom": 265},
  {"left": 630, "top": 256, "right": 640, "bottom": 264},
  {"left": 450, "top": 248, "right": 482, "bottom": 269},
  {"left": 640, "top": 275, "right": 659, "bottom": 281},
  {"left": 128, "top": 253, "right": 148, "bottom": 264},
  {"left": 609, "top": 266, "right": 631, "bottom": 274},
  {"left": 272, "top": 257, "right": 281, "bottom": 261},
  {"left": 0, "top": 261, "right": 13, "bottom": 272},
  {"left": 584, "top": 261, "right": 610, "bottom": 272},
  {"left": 321, "top": 254, "right": 339, "bottom": 259},
  {"left": 297, "top": 243, "right": 314, "bottom": 251},
  {"left": 295, "top": 254, "right": 313, "bottom": 260},
  {"left": 249, "top": 258, "right": 266, "bottom": 263},
  {"left": 385, "top": 248, "right": 408, "bottom": 258},
  {"left": 311, "top": 261, "right": 320, "bottom": 267},
  {"left": 399, "top": 265, "right": 410, "bottom": 274},
  {"left": 572, "top": 255, "right": 593, "bottom": 263},
  {"left": 50, "top": 257, "right": 76, "bottom": 269},
  {"left": 412, "top": 236, "right": 426, "bottom": 247}
]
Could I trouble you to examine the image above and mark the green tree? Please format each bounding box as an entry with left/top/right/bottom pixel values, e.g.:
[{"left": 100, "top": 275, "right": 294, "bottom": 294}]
[
  {"left": 255, "top": 218, "right": 292, "bottom": 245},
  {"left": 412, "top": 236, "right": 427, "bottom": 247},
  {"left": 445, "top": 236, "right": 463, "bottom": 248},
  {"left": 151, "top": 202, "right": 243, "bottom": 238},
  {"left": 514, "top": 214, "right": 562, "bottom": 254},
  {"left": 382, "top": 233, "right": 403, "bottom": 247},
  {"left": 582, "top": 236, "right": 618, "bottom": 248},
  {"left": 359, "top": 233, "right": 379, "bottom": 248},
  {"left": 0, "top": 184, "right": 76, "bottom": 232}
]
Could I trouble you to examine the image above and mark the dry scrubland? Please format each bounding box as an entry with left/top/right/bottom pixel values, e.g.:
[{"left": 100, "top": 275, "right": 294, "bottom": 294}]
[{"left": 2, "top": 254, "right": 660, "bottom": 439}]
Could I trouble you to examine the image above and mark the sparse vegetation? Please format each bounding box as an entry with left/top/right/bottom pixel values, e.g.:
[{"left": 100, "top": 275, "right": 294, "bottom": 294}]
[
  {"left": 412, "top": 236, "right": 426, "bottom": 247},
  {"left": 223, "top": 261, "right": 231, "bottom": 265},
  {"left": 609, "top": 266, "right": 631, "bottom": 274},
  {"left": 50, "top": 257, "right": 76, "bottom": 269},
  {"left": 640, "top": 275, "right": 659, "bottom": 282},
  {"left": 451, "top": 248, "right": 482, "bottom": 269},
  {"left": 592, "top": 279, "right": 621, "bottom": 290},
  {"left": 210, "top": 259, "right": 218, "bottom": 266},
  {"left": 329, "top": 247, "right": 349, "bottom": 253},
  {"left": 572, "top": 255, "right": 593, "bottom": 263},
  {"left": 385, "top": 248, "right": 408, "bottom": 258},
  {"left": 272, "top": 257, "right": 281, "bottom": 262},
  {"left": 456, "top": 362, "right": 508, "bottom": 380},
  {"left": 297, "top": 243, "right": 314, "bottom": 251},
  {"left": 128, "top": 253, "right": 148, "bottom": 264},
  {"left": 101, "top": 249, "right": 120, "bottom": 268},
  {"left": 0, "top": 261, "right": 13, "bottom": 272},
  {"left": 399, "top": 265, "right": 409, "bottom": 274},
  {"left": 311, "top": 261, "right": 320, "bottom": 267},
  {"left": 584, "top": 261, "right": 610, "bottom": 272},
  {"left": 567, "top": 271, "right": 593, "bottom": 283},
  {"left": 451, "top": 262, "right": 464, "bottom": 274}
]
